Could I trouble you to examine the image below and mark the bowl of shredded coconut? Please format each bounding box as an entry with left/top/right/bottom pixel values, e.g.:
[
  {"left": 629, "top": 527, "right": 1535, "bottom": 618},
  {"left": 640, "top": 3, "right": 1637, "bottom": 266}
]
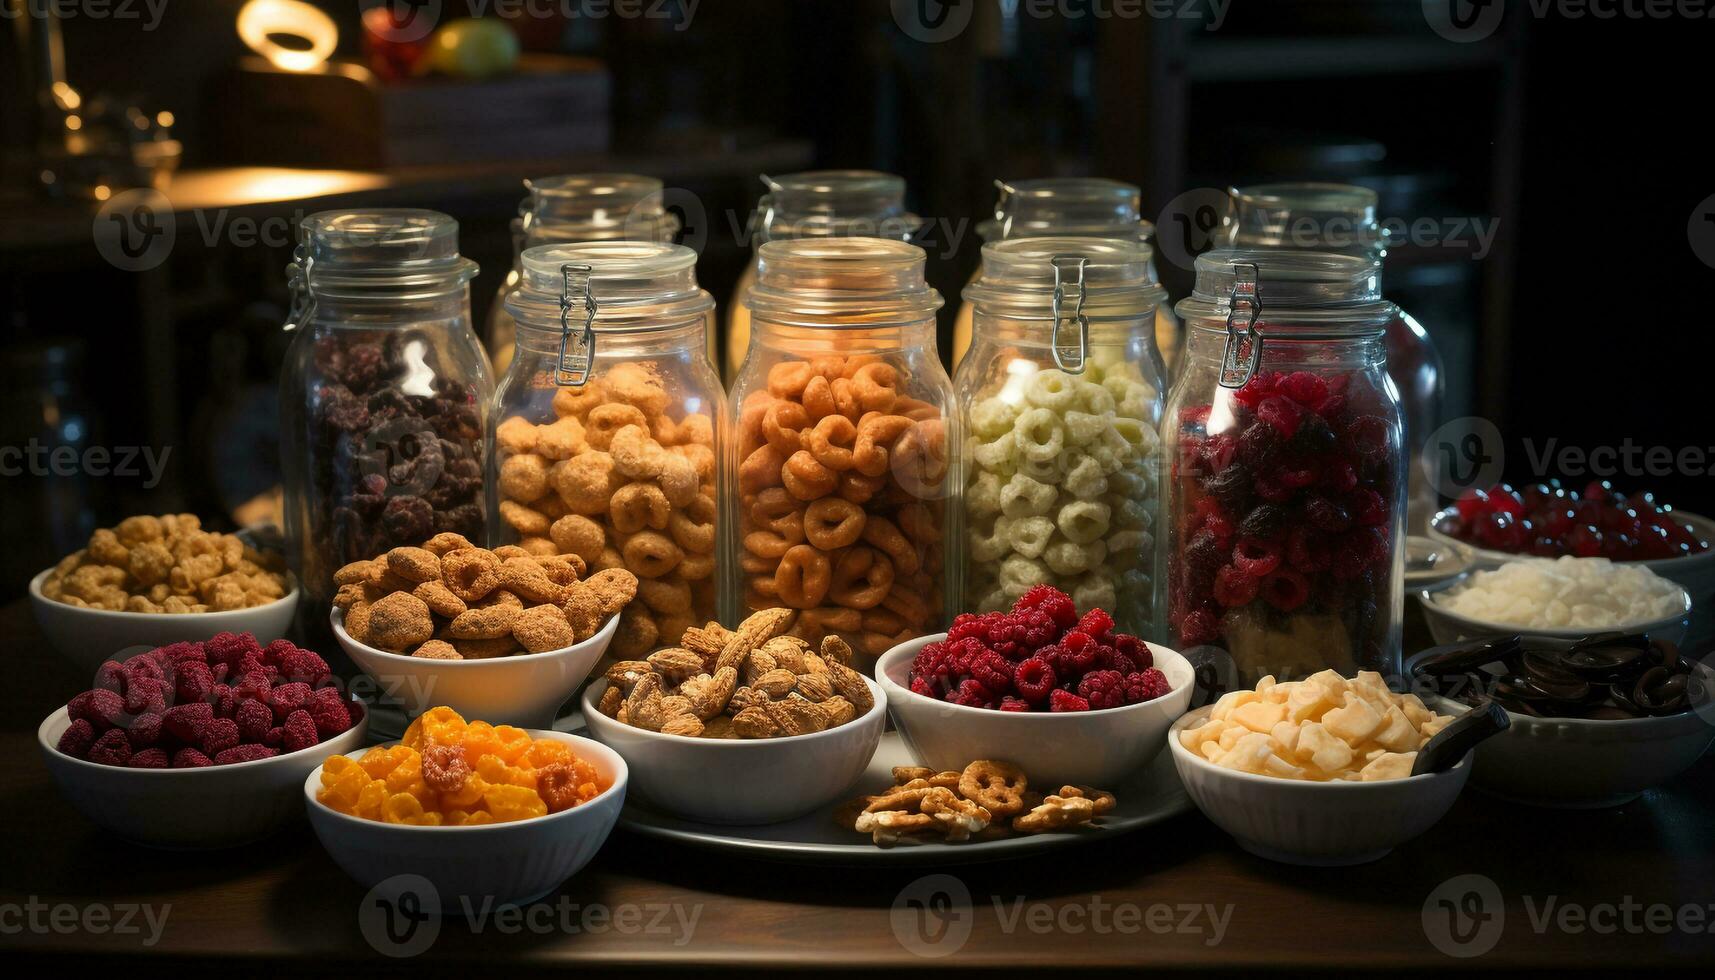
[{"left": 1420, "top": 556, "right": 1691, "bottom": 644}]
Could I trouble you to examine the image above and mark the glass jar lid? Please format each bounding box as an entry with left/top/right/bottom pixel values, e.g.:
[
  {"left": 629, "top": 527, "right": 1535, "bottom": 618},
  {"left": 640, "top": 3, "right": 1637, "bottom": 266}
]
[
  {"left": 293, "top": 209, "right": 477, "bottom": 295},
  {"left": 964, "top": 237, "right": 1167, "bottom": 318},
  {"left": 746, "top": 238, "right": 942, "bottom": 327},
  {"left": 753, "top": 170, "right": 921, "bottom": 244},
  {"left": 1226, "top": 182, "right": 1384, "bottom": 256},
  {"left": 521, "top": 173, "right": 681, "bottom": 244},
  {"left": 979, "top": 177, "right": 1156, "bottom": 243}
]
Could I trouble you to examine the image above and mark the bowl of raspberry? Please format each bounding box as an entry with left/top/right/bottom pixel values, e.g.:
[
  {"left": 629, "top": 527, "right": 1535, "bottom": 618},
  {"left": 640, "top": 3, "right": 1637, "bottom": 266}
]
[
  {"left": 874, "top": 587, "right": 1195, "bottom": 787},
  {"left": 37, "top": 632, "right": 368, "bottom": 849}
]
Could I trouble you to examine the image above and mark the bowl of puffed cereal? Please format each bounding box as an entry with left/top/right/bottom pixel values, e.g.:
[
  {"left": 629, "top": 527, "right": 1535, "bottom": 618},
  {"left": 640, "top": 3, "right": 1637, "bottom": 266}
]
[
  {"left": 30, "top": 514, "right": 299, "bottom": 674},
  {"left": 331, "top": 534, "right": 631, "bottom": 728}
]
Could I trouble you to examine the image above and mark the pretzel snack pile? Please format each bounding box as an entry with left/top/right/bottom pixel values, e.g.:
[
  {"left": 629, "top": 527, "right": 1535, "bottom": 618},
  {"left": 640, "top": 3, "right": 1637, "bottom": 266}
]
[
  {"left": 834, "top": 759, "right": 1117, "bottom": 846},
  {"left": 737, "top": 355, "right": 949, "bottom": 658}
]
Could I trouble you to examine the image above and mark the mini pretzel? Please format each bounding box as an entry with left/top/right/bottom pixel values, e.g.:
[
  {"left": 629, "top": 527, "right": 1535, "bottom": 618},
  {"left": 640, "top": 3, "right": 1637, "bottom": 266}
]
[
  {"left": 959, "top": 760, "right": 1029, "bottom": 817},
  {"left": 853, "top": 413, "right": 913, "bottom": 477},
  {"left": 609, "top": 482, "right": 671, "bottom": 534},
  {"left": 622, "top": 531, "right": 683, "bottom": 579},
  {"left": 774, "top": 544, "right": 831, "bottom": 609},
  {"left": 763, "top": 401, "right": 808, "bottom": 456},
  {"left": 782, "top": 450, "right": 837, "bottom": 501},
  {"left": 804, "top": 497, "right": 866, "bottom": 550},
  {"left": 767, "top": 361, "right": 814, "bottom": 400},
  {"left": 861, "top": 515, "right": 920, "bottom": 576},
  {"left": 850, "top": 362, "right": 899, "bottom": 413},
  {"left": 829, "top": 546, "right": 894, "bottom": 610},
  {"left": 806, "top": 415, "right": 858, "bottom": 471},
  {"left": 1012, "top": 794, "right": 1097, "bottom": 833}
]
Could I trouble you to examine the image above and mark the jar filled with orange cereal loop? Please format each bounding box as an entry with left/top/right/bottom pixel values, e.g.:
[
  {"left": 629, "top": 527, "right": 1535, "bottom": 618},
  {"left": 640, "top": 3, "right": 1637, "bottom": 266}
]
[
  {"left": 726, "top": 237, "right": 956, "bottom": 665},
  {"left": 492, "top": 241, "right": 723, "bottom": 662}
]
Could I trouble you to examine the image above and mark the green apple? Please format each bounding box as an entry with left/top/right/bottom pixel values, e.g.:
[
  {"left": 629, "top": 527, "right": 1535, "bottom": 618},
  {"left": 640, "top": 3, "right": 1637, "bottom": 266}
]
[{"left": 429, "top": 19, "right": 520, "bottom": 79}]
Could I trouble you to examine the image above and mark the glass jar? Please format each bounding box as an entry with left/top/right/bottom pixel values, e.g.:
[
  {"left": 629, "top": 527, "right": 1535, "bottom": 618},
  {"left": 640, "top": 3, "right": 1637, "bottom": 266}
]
[
  {"left": 1225, "top": 182, "right": 1444, "bottom": 533},
  {"left": 486, "top": 174, "right": 681, "bottom": 375},
  {"left": 1166, "top": 250, "right": 1405, "bottom": 683},
  {"left": 956, "top": 238, "right": 1168, "bottom": 637},
  {"left": 723, "top": 170, "right": 920, "bottom": 381},
  {"left": 729, "top": 238, "right": 954, "bottom": 664},
  {"left": 951, "top": 178, "right": 1182, "bottom": 376},
  {"left": 279, "top": 209, "right": 490, "bottom": 614},
  {"left": 495, "top": 241, "right": 720, "bottom": 660}
]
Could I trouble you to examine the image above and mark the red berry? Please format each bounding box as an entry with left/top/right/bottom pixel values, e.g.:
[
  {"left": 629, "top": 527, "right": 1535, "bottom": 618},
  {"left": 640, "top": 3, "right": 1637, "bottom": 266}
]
[
  {"left": 1074, "top": 607, "right": 1114, "bottom": 638},
  {"left": 68, "top": 689, "right": 126, "bottom": 731},
  {"left": 998, "top": 696, "right": 1032, "bottom": 712},
  {"left": 1178, "top": 609, "right": 1222, "bottom": 647},
  {"left": 1305, "top": 495, "right": 1353, "bottom": 533},
  {"left": 269, "top": 681, "right": 315, "bottom": 722},
  {"left": 1014, "top": 585, "right": 1076, "bottom": 625},
  {"left": 1213, "top": 565, "right": 1259, "bottom": 607},
  {"left": 1049, "top": 689, "right": 1091, "bottom": 712},
  {"left": 205, "top": 632, "right": 260, "bottom": 668},
  {"left": 214, "top": 745, "right": 278, "bottom": 765},
  {"left": 92, "top": 661, "right": 126, "bottom": 695},
  {"left": 947, "top": 613, "right": 987, "bottom": 645},
  {"left": 306, "top": 690, "right": 354, "bottom": 738},
  {"left": 1349, "top": 488, "right": 1389, "bottom": 527},
  {"left": 163, "top": 702, "right": 214, "bottom": 743},
  {"left": 1280, "top": 371, "right": 1330, "bottom": 409},
  {"left": 57, "top": 718, "right": 96, "bottom": 758},
  {"left": 128, "top": 748, "right": 170, "bottom": 769},
  {"left": 1232, "top": 537, "right": 1282, "bottom": 578},
  {"left": 1114, "top": 633, "right": 1153, "bottom": 670},
  {"left": 1261, "top": 568, "right": 1311, "bottom": 611},
  {"left": 1487, "top": 484, "right": 1524, "bottom": 517},
  {"left": 236, "top": 699, "right": 273, "bottom": 743},
  {"left": 171, "top": 748, "right": 214, "bottom": 769},
  {"left": 1077, "top": 670, "right": 1126, "bottom": 710},
  {"left": 282, "top": 710, "right": 321, "bottom": 752},
  {"left": 1256, "top": 396, "right": 1304, "bottom": 438},
  {"left": 87, "top": 728, "right": 133, "bottom": 767},
  {"left": 1013, "top": 657, "right": 1057, "bottom": 703},
  {"left": 126, "top": 712, "right": 162, "bottom": 749},
  {"left": 1287, "top": 526, "right": 1332, "bottom": 573},
  {"left": 1121, "top": 669, "right": 1171, "bottom": 704},
  {"left": 201, "top": 717, "right": 241, "bottom": 757}
]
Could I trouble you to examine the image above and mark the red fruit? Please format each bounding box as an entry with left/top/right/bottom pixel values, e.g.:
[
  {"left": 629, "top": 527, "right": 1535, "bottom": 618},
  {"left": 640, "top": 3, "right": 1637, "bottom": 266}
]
[
  {"left": 269, "top": 682, "right": 315, "bottom": 721},
  {"left": 1280, "top": 371, "right": 1330, "bottom": 409},
  {"left": 1121, "top": 669, "right": 1171, "bottom": 704},
  {"left": 1287, "top": 526, "right": 1332, "bottom": 573},
  {"left": 163, "top": 702, "right": 215, "bottom": 743},
  {"left": 1261, "top": 568, "right": 1311, "bottom": 611},
  {"left": 171, "top": 748, "right": 214, "bottom": 769},
  {"left": 1014, "top": 585, "right": 1075, "bottom": 622},
  {"left": 1078, "top": 670, "right": 1127, "bottom": 710},
  {"left": 1254, "top": 471, "right": 1294, "bottom": 502},
  {"left": 93, "top": 661, "right": 126, "bottom": 695},
  {"left": 1305, "top": 495, "right": 1353, "bottom": 533},
  {"left": 1074, "top": 607, "right": 1115, "bottom": 638},
  {"left": 910, "top": 676, "right": 937, "bottom": 699},
  {"left": 56, "top": 718, "right": 96, "bottom": 758},
  {"left": 127, "top": 712, "right": 162, "bottom": 749},
  {"left": 970, "top": 651, "right": 1015, "bottom": 694},
  {"left": 174, "top": 660, "right": 214, "bottom": 706},
  {"left": 1232, "top": 537, "right": 1283, "bottom": 578},
  {"left": 1275, "top": 459, "right": 1319, "bottom": 489},
  {"left": 87, "top": 728, "right": 133, "bottom": 767},
  {"left": 1056, "top": 633, "right": 1099, "bottom": 677},
  {"left": 1195, "top": 497, "right": 1236, "bottom": 545},
  {"left": 123, "top": 677, "right": 167, "bottom": 717},
  {"left": 1049, "top": 689, "right": 1091, "bottom": 712},
  {"left": 1343, "top": 415, "right": 1393, "bottom": 460},
  {"left": 947, "top": 613, "right": 987, "bottom": 645},
  {"left": 1583, "top": 480, "right": 1614, "bottom": 503},
  {"left": 205, "top": 632, "right": 260, "bottom": 668},
  {"left": 202, "top": 717, "right": 241, "bottom": 756},
  {"left": 128, "top": 748, "right": 170, "bottom": 769},
  {"left": 211, "top": 683, "right": 240, "bottom": 719},
  {"left": 282, "top": 710, "right": 321, "bottom": 752},
  {"left": 952, "top": 678, "right": 996, "bottom": 709},
  {"left": 1321, "top": 460, "right": 1359, "bottom": 493},
  {"left": 1476, "top": 511, "right": 1525, "bottom": 552},
  {"left": 1232, "top": 372, "right": 1281, "bottom": 409},
  {"left": 1178, "top": 609, "right": 1222, "bottom": 647},
  {"left": 236, "top": 699, "right": 273, "bottom": 743},
  {"left": 68, "top": 689, "right": 126, "bottom": 731},
  {"left": 1114, "top": 633, "right": 1153, "bottom": 670},
  {"left": 1213, "top": 565, "right": 1259, "bottom": 608},
  {"left": 1349, "top": 489, "right": 1389, "bottom": 527},
  {"left": 1018, "top": 609, "right": 1061, "bottom": 651},
  {"left": 1561, "top": 523, "right": 1602, "bottom": 557},
  {"left": 1013, "top": 657, "right": 1057, "bottom": 702},
  {"left": 214, "top": 745, "right": 278, "bottom": 765},
  {"left": 278, "top": 647, "right": 332, "bottom": 686},
  {"left": 1256, "top": 396, "right": 1304, "bottom": 438},
  {"left": 1487, "top": 484, "right": 1524, "bottom": 517},
  {"left": 998, "top": 696, "right": 1032, "bottom": 712}
]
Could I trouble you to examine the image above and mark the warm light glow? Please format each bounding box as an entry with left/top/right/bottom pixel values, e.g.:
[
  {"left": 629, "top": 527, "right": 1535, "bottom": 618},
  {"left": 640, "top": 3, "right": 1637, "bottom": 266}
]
[
  {"left": 93, "top": 185, "right": 112, "bottom": 202},
  {"left": 236, "top": 0, "right": 338, "bottom": 73},
  {"left": 52, "top": 82, "right": 81, "bottom": 111},
  {"left": 156, "top": 111, "right": 175, "bottom": 128},
  {"left": 65, "top": 115, "right": 82, "bottom": 132}
]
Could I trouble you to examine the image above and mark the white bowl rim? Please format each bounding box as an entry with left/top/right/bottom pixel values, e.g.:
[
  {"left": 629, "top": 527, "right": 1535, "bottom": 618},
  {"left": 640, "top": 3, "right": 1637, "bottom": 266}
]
[
  {"left": 30, "top": 565, "right": 301, "bottom": 621},
  {"left": 580, "top": 673, "right": 888, "bottom": 746},
  {"left": 302, "top": 729, "right": 628, "bottom": 833},
  {"left": 332, "top": 603, "right": 619, "bottom": 666},
  {"left": 1420, "top": 659, "right": 1715, "bottom": 733},
  {"left": 37, "top": 699, "right": 369, "bottom": 776},
  {"left": 1416, "top": 573, "right": 1692, "bottom": 637},
  {"left": 1427, "top": 505, "right": 1715, "bottom": 569},
  {"left": 873, "top": 632, "right": 1194, "bottom": 721},
  {"left": 1167, "top": 703, "right": 1467, "bottom": 787}
]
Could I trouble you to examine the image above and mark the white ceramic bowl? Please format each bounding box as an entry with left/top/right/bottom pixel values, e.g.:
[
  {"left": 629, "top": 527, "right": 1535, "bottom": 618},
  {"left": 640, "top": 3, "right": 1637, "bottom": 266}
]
[
  {"left": 332, "top": 607, "right": 616, "bottom": 729},
  {"left": 1429, "top": 672, "right": 1715, "bottom": 809},
  {"left": 30, "top": 567, "right": 301, "bottom": 678},
  {"left": 874, "top": 633, "right": 1195, "bottom": 788},
  {"left": 1168, "top": 705, "right": 1471, "bottom": 865},
  {"left": 38, "top": 699, "right": 369, "bottom": 849},
  {"left": 1417, "top": 578, "right": 1691, "bottom": 647},
  {"left": 580, "top": 674, "right": 886, "bottom": 825},
  {"left": 305, "top": 731, "right": 625, "bottom": 911}
]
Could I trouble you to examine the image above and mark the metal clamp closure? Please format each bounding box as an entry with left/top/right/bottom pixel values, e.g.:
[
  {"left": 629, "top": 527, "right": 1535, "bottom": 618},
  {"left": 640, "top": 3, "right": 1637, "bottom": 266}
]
[
  {"left": 1050, "top": 255, "right": 1090, "bottom": 375},
  {"left": 556, "top": 263, "right": 597, "bottom": 387},
  {"left": 1218, "top": 261, "right": 1262, "bottom": 388}
]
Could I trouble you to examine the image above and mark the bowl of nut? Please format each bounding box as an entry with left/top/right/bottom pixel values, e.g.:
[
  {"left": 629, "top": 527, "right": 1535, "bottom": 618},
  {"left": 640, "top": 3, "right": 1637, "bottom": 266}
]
[
  {"left": 1168, "top": 671, "right": 1470, "bottom": 865},
  {"left": 39, "top": 632, "right": 367, "bottom": 849},
  {"left": 330, "top": 535, "right": 631, "bottom": 729},
  {"left": 30, "top": 515, "right": 300, "bottom": 674},
  {"left": 580, "top": 608, "right": 889, "bottom": 825},
  {"left": 874, "top": 588, "right": 1195, "bottom": 787},
  {"left": 306, "top": 706, "right": 625, "bottom": 911}
]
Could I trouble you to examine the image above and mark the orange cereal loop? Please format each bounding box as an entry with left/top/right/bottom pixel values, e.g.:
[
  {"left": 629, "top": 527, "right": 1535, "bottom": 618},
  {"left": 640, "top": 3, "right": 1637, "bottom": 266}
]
[
  {"left": 829, "top": 378, "right": 862, "bottom": 422},
  {"left": 483, "top": 783, "right": 548, "bottom": 822},
  {"left": 439, "top": 773, "right": 489, "bottom": 811},
  {"left": 840, "top": 354, "right": 882, "bottom": 378},
  {"left": 552, "top": 377, "right": 609, "bottom": 418},
  {"left": 739, "top": 444, "right": 787, "bottom": 494},
  {"left": 462, "top": 721, "right": 502, "bottom": 761},
  {"left": 677, "top": 412, "right": 714, "bottom": 447},
  {"left": 492, "top": 725, "right": 535, "bottom": 764},
  {"left": 854, "top": 414, "right": 914, "bottom": 478},
  {"left": 806, "top": 415, "right": 859, "bottom": 471},
  {"left": 526, "top": 739, "right": 574, "bottom": 768},
  {"left": 549, "top": 514, "right": 607, "bottom": 564},
  {"left": 657, "top": 452, "right": 700, "bottom": 509},
  {"left": 622, "top": 530, "right": 684, "bottom": 579},
  {"left": 610, "top": 424, "right": 664, "bottom": 480},
  {"left": 609, "top": 482, "right": 671, "bottom": 535},
  {"left": 804, "top": 497, "right": 867, "bottom": 551},
  {"left": 830, "top": 546, "right": 895, "bottom": 610},
  {"left": 669, "top": 506, "right": 716, "bottom": 556},
  {"left": 837, "top": 470, "right": 887, "bottom": 505},
  {"left": 895, "top": 501, "right": 943, "bottom": 545},
  {"left": 673, "top": 443, "right": 717, "bottom": 483},
  {"left": 801, "top": 375, "right": 836, "bottom": 421},
  {"left": 496, "top": 416, "right": 539, "bottom": 455},
  {"left": 499, "top": 453, "right": 551, "bottom": 502},
  {"left": 766, "top": 360, "right": 814, "bottom": 400},
  {"left": 862, "top": 515, "right": 921, "bottom": 576},
  {"left": 585, "top": 403, "right": 649, "bottom": 451},
  {"left": 851, "top": 362, "right": 899, "bottom": 412},
  {"left": 536, "top": 416, "right": 589, "bottom": 460},
  {"left": 774, "top": 544, "right": 832, "bottom": 609},
  {"left": 783, "top": 451, "right": 837, "bottom": 501}
]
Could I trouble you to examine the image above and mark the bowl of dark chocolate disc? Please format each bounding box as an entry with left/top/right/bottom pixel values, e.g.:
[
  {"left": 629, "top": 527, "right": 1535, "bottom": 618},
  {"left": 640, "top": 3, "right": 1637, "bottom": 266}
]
[{"left": 1406, "top": 633, "right": 1715, "bottom": 807}]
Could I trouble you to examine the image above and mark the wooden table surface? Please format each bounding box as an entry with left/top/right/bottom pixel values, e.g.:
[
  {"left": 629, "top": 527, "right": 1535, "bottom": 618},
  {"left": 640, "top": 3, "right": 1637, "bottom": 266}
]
[{"left": 3, "top": 597, "right": 1712, "bottom": 975}]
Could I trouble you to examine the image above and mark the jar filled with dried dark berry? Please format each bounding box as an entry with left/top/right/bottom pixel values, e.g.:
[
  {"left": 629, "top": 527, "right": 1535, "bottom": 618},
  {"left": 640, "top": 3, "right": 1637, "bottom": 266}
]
[
  {"left": 279, "top": 210, "right": 491, "bottom": 614},
  {"left": 1166, "top": 250, "right": 1404, "bottom": 683}
]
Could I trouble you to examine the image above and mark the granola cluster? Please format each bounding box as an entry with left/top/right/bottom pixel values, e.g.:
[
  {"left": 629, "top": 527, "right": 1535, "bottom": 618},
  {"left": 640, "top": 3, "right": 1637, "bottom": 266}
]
[{"left": 42, "top": 515, "right": 290, "bottom": 613}]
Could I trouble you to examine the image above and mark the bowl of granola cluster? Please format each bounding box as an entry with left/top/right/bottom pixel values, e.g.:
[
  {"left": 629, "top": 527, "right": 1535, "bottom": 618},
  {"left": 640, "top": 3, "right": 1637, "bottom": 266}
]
[
  {"left": 331, "top": 534, "right": 629, "bottom": 728},
  {"left": 30, "top": 515, "right": 299, "bottom": 674},
  {"left": 581, "top": 608, "right": 888, "bottom": 825}
]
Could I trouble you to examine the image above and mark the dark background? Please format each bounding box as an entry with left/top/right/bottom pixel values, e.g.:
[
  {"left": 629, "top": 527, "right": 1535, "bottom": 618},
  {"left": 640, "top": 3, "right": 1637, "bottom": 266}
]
[{"left": 1, "top": 0, "right": 1710, "bottom": 596}]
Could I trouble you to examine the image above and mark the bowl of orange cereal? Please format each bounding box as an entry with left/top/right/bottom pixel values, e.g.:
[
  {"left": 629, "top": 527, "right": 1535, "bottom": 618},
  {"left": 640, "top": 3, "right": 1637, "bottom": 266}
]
[
  {"left": 331, "top": 535, "right": 630, "bottom": 728},
  {"left": 305, "top": 706, "right": 626, "bottom": 911},
  {"left": 30, "top": 515, "right": 299, "bottom": 673}
]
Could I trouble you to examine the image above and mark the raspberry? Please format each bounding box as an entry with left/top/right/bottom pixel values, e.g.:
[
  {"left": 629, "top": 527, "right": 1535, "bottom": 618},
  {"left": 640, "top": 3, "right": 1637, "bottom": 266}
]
[
  {"left": 264, "top": 726, "right": 285, "bottom": 747},
  {"left": 282, "top": 709, "right": 321, "bottom": 752},
  {"left": 1179, "top": 609, "right": 1222, "bottom": 647},
  {"left": 1184, "top": 530, "right": 1226, "bottom": 580},
  {"left": 1232, "top": 371, "right": 1280, "bottom": 409},
  {"left": 1333, "top": 527, "right": 1387, "bottom": 580},
  {"left": 1287, "top": 526, "right": 1332, "bottom": 572},
  {"left": 946, "top": 613, "right": 987, "bottom": 645},
  {"left": 210, "top": 683, "right": 239, "bottom": 719},
  {"left": 1049, "top": 689, "right": 1091, "bottom": 712},
  {"left": 1121, "top": 669, "right": 1171, "bottom": 704},
  {"left": 1014, "top": 585, "right": 1076, "bottom": 627},
  {"left": 1213, "top": 565, "right": 1259, "bottom": 608},
  {"left": 68, "top": 689, "right": 126, "bottom": 730},
  {"left": 277, "top": 646, "right": 332, "bottom": 686},
  {"left": 910, "top": 676, "right": 938, "bottom": 699},
  {"left": 174, "top": 660, "right": 214, "bottom": 706},
  {"left": 123, "top": 677, "right": 167, "bottom": 717},
  {"left": 127, "top": 712, "right": 162, "bottom": 749},
  {"left": 214, "top": 745, "right": 278, "bottom": 765},
  {"left": 1232, "top": 537, "right": 1282, "bottom": 578},
  {"left": 1078, "top": 670, "right": 1126, "bottom": 710},
  {"left": 306, "top": 691, "right": 354, "bottom": 738},
  {"left": 171, "top": 748, "right": 214, "bottom": 769},
  {"left": 1349, "top": 488, "right": 1389, "bottom": 527},
  {"left": 996, "top": 696, "right": 1029, "bottom": 712},
  {"left": 1280, "top": 371, "right": 1329, "bottom": 409},
  {"left": 1074, "top": 607, "right": 1114, "bottom": 639},
  {"left": 1114, "top": 633, "right": 1153, "bottom": 670},
  {"left": 1056, "top": 631, "right": 1098, "bottom": 676},
  {"left": 87, "top": 728, "right": 133, "bottom": 767},
  {"left": 93, "top": 661, "right": 126, "bottom": 694},
  {"left": 969, "top": 651, "right": 1015, "bottom": 694},
  {"left": 1317, "top": 393, "right": 1348, "bottom": 422},
  {"left": 233, "top": 667, "right": 273, "bottom": 704},
  {"left": 204, "top": 632, "right": 259, "bottom": 668},
  {"left": 1013, "top": 657, "right": 1058, "bottom": 704},
  {"left": 1192, "top": 497, "right": 1234, "bottom": 544},
  {"left": 1256, "top": 395, "right": 1303, "bottom": 438},
  {"left": 983, "top": 616, "right": 1026, "bottom": 660},
  {"left": 128, "top": 748, "right": 170, "bottom": 769},
  {"left": 1018, "top": 609, "right": 1061, "bottom": 652},
  {"left": 123, "top": 656, "right": 165, "bottom": 686},
  {"left": 1178, "top": 404, "right": 1212, "bottom": 429},
  {"left": 235, "top": 699, "right": 273, "bottom": 743},
  {"left": 57, "top": 718, "right": 96, "bottom": 758},
  {"left": 1261, "top": 568, "right": 1311, "bottom": 611},
  {"left": 163, "top": 702, "right": 214, "bottom": 743},
  {"left": 269, "top": 682, "right": 314, "bottom": 721},
  {"left": 952, "top": 678, "right": 996, "bottom": 709},
  {"left": 202, "top": 717, "right": 241, "bottom": 756},
  {"left": 1305, "top": 495, "right": 1353, "bottom": 533}
]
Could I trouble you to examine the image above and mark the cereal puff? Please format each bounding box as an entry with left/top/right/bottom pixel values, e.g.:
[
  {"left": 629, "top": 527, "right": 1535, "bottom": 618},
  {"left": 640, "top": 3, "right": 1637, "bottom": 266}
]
[{"left": 41, "top": 515, "right": 290, "bottom": 613}]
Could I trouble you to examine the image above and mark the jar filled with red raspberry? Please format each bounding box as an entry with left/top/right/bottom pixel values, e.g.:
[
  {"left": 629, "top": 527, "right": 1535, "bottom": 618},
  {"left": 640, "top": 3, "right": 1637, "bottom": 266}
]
[
  {"left": 279, "top": 210, "right": 491, "bottom": 616},
  {"left": 1165, "top": 250, "right": 1405, "bottom": 682}
]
